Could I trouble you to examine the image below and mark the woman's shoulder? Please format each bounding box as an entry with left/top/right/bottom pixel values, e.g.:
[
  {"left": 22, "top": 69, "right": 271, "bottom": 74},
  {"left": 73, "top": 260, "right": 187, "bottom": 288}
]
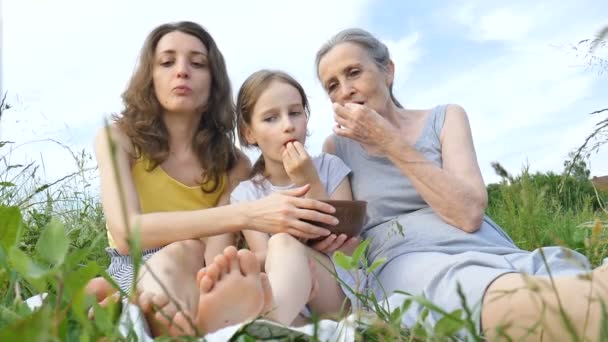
[
  {"left": 93, "top": 123, "right": 136, "bottom": 159},
  {"left": 322, "top": 134, "right": 338, "bottom": 154}
]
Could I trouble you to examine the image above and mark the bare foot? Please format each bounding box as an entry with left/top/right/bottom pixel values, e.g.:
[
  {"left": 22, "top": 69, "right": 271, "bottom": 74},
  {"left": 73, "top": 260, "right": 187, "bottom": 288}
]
[
  {"left": 85, "top": 276, "right": 117, "bottom": 302},
  {"left": 85, "top": 277, "right": 121, "bottom": 319},
  {"left": 134, "top": 291, "right": 187, "bottom": 336},
  {"left": 170, "top": 246, "right": 269, "bottom": 336}
]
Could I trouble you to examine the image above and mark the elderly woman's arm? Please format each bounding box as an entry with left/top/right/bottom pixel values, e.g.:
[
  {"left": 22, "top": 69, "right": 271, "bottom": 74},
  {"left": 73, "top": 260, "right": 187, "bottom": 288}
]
[{"left": 330, "top": 103, "right": 487, "bottom": 233}]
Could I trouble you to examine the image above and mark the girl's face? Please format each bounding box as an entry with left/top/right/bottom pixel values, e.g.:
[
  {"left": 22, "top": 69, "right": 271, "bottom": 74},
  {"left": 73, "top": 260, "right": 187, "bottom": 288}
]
[
  {"left": 317, "top": 42, "right": 394, "bottom": 116},
  {"left": 244, "top": 80, "right": 308, "bottom": 163},
  {"left": 152, "top": 31, "right": 212, "bottom": 115}
]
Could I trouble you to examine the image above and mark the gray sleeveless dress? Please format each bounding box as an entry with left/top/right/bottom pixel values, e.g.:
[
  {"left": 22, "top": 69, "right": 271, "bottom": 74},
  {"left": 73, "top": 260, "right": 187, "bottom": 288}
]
[{"left": 333, "top": 104, "right": 591, "bottom": 334}]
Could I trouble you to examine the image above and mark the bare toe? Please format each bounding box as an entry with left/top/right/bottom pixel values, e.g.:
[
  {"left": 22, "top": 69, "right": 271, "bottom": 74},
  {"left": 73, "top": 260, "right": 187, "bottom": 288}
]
[
  {"left": 100, "top": 292, "right": 121, "bottom": 307},
  {"left": 168, "top": 311, "right": 197, "bottom": 336},
  {"left": 196, "top": 267, "right": 207, "bottom": 285},
  {"left": 226, "top": 249, "right": 240, "bottom": 276},
  {"left": 199, "top": 275, "right": 214, "bottom": 293},
  {"left": 223, "top": 246, "right": 238, "bottom": 262},
  {"left": 213, "top": 253, "right": 230, "bottom": 273},
  {"left": 153, "top": 301, "right": 178, "bottom": 332},
  {"left": 136, "top": 292, "right": 155, "bottom": 313},
  {"left": 237, "top": 249, "right": 260, "bottom": 276},
  {"left": 150, "top": 293, "right": 170, "bottom": 312},
  {"left": 205, "top": 263, "right": 222, "bottom": 283}
]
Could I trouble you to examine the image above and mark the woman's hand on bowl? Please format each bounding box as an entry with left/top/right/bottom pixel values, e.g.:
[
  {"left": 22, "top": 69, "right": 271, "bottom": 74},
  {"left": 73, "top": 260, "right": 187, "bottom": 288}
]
[{"left": 244, "top": 184, "right": 336, "bottom": 239}]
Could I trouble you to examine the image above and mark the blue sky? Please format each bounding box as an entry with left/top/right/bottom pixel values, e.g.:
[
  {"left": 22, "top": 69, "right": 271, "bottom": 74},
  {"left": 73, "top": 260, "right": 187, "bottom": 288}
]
[{"left": 1, "top": 0, "right": 607, "bottom": 185}]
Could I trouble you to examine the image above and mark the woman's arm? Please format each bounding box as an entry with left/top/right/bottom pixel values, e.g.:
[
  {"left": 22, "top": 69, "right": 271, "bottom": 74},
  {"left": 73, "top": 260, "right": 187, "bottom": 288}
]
[
  {"left": 332, "top": 104, "right": 487, "bottom": 232},
  {"left": 97, "top": 125, "right": 337, "bottom": 254},
  {"left": 96, "top": 125, "right": 253, "bottom": 254}
]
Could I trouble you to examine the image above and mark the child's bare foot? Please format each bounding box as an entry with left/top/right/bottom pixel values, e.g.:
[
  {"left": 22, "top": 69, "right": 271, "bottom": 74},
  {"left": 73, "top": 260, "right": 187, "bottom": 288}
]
[{"left": 168, "top": 246, "right": 270, "bottom": 336}]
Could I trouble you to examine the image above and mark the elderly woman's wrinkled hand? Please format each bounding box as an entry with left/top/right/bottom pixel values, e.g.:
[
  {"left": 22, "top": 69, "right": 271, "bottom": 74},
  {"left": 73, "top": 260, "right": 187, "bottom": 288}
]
[
  {"left": 332, "top": 103, "right": 398, "bottom": 154},
  {"left": 311, "top": 234, "right": 360, "bottom": 256}
]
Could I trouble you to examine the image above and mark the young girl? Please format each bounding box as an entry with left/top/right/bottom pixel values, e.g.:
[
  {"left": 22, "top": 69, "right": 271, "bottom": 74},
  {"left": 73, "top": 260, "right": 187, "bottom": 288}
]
[{"left": 231, "top": 69, "right": 363, "bottom": 326}]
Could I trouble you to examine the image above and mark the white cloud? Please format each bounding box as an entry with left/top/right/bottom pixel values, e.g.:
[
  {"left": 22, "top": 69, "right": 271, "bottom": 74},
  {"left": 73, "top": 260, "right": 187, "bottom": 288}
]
[
  {"left": 405, "top": 0, "right": 608, "bottom": 183},
  {"left": 384, "top": 32, "right": 422, "bottom": 90},
  {"left": 2, "top": 0, "right": 606, "bottom": 188}
]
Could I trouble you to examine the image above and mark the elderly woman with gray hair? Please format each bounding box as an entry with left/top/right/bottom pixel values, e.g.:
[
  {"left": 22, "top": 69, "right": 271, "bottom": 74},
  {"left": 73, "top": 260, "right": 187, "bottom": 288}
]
[{"left": 316, "top": 27, "right": 605, "bottom": 340}]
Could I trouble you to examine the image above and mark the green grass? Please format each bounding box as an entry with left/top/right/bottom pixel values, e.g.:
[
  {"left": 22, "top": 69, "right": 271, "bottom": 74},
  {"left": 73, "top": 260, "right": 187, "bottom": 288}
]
[{"left": 1, "top": 137, "right": 607, "bottom": 341}]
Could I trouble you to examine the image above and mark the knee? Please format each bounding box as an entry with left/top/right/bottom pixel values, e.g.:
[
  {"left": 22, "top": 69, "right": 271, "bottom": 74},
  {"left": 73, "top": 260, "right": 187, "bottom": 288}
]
[
  {"left": 163, "top": 239, "right": 205, "bottom": 259},
  {"left": 267, "top": 233, "right": 302, "bottom": 252}
]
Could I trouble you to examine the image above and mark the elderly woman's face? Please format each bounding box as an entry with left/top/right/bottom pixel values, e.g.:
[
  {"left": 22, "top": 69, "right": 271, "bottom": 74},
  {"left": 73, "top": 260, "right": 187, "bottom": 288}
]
[
  {"left": 317, "top": 42, "right": 393, "bottom": 115},
  {"left": 152, "top": 31, "right": 212, "bottom": 115}
]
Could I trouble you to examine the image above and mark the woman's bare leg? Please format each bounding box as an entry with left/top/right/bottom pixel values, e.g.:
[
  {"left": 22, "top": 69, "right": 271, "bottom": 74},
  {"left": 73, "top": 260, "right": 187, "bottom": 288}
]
[
  {"left": 165, "top": 246, "right": 273, "bottom": 336},
  {"left": 482, "top": 266, "right": 608, "bottom": 341},
  {"left": 135, "top": 239, "right": 205, "bottom": 336}
]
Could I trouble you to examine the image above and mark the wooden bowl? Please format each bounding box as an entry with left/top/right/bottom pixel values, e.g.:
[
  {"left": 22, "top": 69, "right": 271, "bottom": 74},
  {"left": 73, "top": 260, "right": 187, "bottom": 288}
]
[{"left": 305, "top": 199, "right": 367, "bottom": 242}]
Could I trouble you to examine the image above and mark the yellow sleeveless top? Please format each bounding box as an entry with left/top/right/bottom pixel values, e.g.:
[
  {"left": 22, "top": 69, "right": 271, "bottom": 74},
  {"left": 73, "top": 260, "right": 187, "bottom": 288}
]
[{"left": 107, "top": 157, "right": 227, "bottom": 248}]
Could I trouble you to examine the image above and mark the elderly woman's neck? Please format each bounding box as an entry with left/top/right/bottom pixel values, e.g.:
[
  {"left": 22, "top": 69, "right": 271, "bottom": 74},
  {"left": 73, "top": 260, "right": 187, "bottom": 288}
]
[
  {"left": 163, "top": 111, "right": 202, "bottom": 153},
  {"left": 382, "top": 102, "right": 407, "bottom": 127}
]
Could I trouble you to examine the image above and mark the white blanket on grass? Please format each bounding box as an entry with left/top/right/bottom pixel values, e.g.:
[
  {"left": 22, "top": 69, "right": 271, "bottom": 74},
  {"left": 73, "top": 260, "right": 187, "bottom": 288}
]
[
  {"left": 116, "top": 293, "right": 425, "bottom": 341},
  {"left": 118, "top": 301, "right": 359, "bottom": 341}
]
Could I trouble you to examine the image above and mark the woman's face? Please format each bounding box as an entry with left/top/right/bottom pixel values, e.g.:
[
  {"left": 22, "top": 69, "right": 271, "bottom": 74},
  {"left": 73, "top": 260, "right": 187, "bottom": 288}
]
[
  {"left": 152, "top": 31, "right": 212, "bottom": 115},
  {"left": 244, "top": 80, "right": 308, "bottom": 163},
  {"left": 317, "top": 42, "right": 394, "bottom": 115}
]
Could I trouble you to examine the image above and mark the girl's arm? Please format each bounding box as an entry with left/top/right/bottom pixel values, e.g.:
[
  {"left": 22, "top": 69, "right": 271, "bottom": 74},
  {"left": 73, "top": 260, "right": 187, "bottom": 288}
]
[{"left": 282, "top": 141, "right": 328, "bottom": 200}]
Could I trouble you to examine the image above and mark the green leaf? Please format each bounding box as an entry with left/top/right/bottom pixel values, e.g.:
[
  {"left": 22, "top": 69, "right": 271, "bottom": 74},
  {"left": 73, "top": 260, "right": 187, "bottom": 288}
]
[
  {"left": 434, "top": 309, "right": 464, "bottom": 336},
  {"left": 332, "top": 251, "right": 352, "bottom": 271},
  {"left": 0, "top": 305, "right": 52, "bottom": 341},
  {"left": 0, "top": 141, "right": 14, "bottom": 148},
  {"left": 36, "top": 217, "right": 70, "bottom": 266},
  {"left": 600, "top": 301, "right": 608, "bottom": 342},
  {"left": 70, "top": 291, "right": 93, "bottom": 334},
  {"left": 389, "top": 306, "right": 402, "bottom": 324},
  {"left": 65, "top": 234, "right": 105, "bottom": 269},
  {"left": 8, "top": 246, "right": 51, "bottom": 280},
  {"left": 0, "top": 182, "right": 16, "bottom": 187},
  {"left": 0, "top": 206, "right": 22, "bottom": 252},
  {"left": 573, "top": 228, "right": 587, "bottom": 244},
  {"left": 64, "top": 262, "right": 103, "bottom": 298},
  {"left": 367, "top": 257, "right": 386, "bottom": 274},
  {"left": 7, "top": 164, "right": 24, "bottom": 171},
  {"left": 129, "top": 224, "right": 143, "bottom": 294},
  {"left": 351, "top": 239, "right": 369, "bottom": 267},
  {"left": 400, "top": 298, "right": 413, "bottom": 313}
]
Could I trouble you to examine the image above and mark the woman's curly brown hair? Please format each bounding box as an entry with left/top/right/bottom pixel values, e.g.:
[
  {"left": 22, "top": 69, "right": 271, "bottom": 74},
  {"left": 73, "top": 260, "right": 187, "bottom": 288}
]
[{"left": 113, "top": 21, "right": 237, "bottom": 193}]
